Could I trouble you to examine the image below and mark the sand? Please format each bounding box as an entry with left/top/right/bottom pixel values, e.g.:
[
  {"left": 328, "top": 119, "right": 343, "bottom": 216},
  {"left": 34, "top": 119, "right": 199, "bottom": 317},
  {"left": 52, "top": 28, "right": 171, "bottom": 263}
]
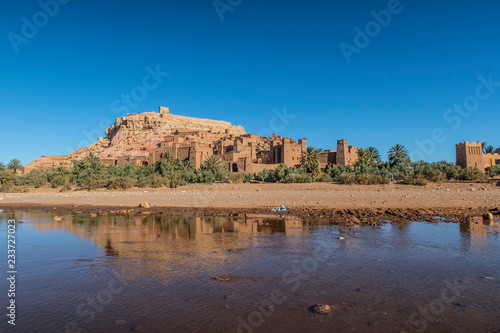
[{"left": 1, "top": 181, "right": 499, "bottom": 215}]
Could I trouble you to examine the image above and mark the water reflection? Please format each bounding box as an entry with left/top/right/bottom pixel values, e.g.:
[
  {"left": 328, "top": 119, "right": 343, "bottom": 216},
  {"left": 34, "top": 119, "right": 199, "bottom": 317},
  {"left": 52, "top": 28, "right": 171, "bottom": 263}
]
[
  {"left": 459, "top": 216, "right": 500, "bottom": 253},
  {"left": 24, "top": 212, "right": 306, "bottom": 259},
  {"left": 1, "top": 210, "right": 500, "bottom": 333}
]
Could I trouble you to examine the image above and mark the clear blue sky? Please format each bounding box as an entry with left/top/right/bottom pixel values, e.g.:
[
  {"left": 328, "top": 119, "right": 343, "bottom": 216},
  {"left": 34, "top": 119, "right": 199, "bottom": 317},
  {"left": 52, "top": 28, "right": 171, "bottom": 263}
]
[{"left": 1, "top": 0, "right": 500, "bottom": 166}]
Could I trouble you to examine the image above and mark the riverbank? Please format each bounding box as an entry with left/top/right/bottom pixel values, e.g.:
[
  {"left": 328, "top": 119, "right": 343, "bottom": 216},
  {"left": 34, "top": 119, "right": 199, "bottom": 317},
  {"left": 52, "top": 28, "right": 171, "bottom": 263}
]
[{"left": 1, "top": 182, "right": 499, "bottom": 223}]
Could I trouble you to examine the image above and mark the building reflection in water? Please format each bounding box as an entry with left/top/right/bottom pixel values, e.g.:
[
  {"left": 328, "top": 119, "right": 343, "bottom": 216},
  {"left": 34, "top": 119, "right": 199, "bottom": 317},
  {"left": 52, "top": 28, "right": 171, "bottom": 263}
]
[
  {"left": 23, "top": 212, "right": 305, "bottom": 259},
  {"left": 459, "top": 216, "right": 499, "bottom": 253}
]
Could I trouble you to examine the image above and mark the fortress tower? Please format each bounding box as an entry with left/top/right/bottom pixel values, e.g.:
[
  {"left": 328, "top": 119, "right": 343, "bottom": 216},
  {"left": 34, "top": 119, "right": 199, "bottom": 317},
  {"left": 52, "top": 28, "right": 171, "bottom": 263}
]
[
  {"left": 336, "top": 139, "right": 358, "bottom": 166},
  {"left": 456, "top": 141, "right": 500, "bottom": 172}
]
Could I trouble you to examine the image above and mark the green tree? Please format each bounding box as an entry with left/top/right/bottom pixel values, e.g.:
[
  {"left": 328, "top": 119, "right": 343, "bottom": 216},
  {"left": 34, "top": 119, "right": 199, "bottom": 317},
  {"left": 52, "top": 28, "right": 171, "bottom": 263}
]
[
  {"left": 357, "top": 147, "right": 381, "bottom": 167},
  {"left": 388, "top": 144, "right": 409, "bottom": 163},
  {"left": 7, "top": 159, "right": 23, "bottom": 174},
  {"left": 484, "top": 145, "right": 495, "bottom": 154},
  {"left": 0, "top": 162, "right": 5, "bottom": 170},
  {"left": 300, "top": 147, "right": 322, "bottom": 173},
  {"left": 203, "top": 155, "right": 223, "bottom": 174},
  {"left": 482, "top": 141, "right": 488, "bottom": 154}
]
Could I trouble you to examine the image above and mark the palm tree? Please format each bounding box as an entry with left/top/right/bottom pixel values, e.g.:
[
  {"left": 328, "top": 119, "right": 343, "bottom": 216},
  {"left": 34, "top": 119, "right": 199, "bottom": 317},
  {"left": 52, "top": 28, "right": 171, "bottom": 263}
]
[
  {"left": 7, "top": 159, "right": 23, "bottom": 174},
  {"left": 182, "top": 160, "right": 195, "bottom": 171},
  {"left": 484, "top": 145, "right": 495, "bottom": 154},
  {"left": 55, "top": 165, "right": 70, "bottom": 177},
  {"left": 482, "top": 141, "right": 487, "bottom": 154},
  {"left": 300, "top": 147, "right": 322, "bottom": 173},
  {"left": 358, "top": 147, "right": 381, "bottom": 166},
  {"left": 388, "top": 144, "right": 409, "bottom": 163},
  {"left": 203, "top": 155, "right": 223, "bottom": 174}
]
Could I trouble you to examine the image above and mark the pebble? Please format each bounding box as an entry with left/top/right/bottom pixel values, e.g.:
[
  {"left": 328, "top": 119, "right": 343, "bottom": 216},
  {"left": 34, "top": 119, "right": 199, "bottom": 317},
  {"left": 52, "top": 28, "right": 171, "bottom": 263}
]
[
  {"left": 114, "top": 319, "right": 127, "bottom": 325},
  {"left": 53, "top": 216, "right": 63, "bottom": 221},
  {"left": 338, "top": 236, "right": 345, "bottom": 240},
  {"left": 311, "top": 304, "right": 332, "bottom": 314},
  {"left": 483, "top": 213, "right": 494, "bottom": 221}
]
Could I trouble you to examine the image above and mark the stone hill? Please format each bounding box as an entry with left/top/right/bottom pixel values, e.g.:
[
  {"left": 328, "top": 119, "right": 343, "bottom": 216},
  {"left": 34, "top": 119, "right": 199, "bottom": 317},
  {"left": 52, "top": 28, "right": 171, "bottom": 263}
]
[{"left": 24, "top": 107, "right": 246, "bottom": 172}]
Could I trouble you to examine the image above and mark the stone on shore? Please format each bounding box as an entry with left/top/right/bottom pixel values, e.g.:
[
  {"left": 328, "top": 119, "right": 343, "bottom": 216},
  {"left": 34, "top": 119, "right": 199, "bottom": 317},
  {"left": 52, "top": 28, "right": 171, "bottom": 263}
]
[{"left": 139, "top": 202, "right": 151, "bottom": 208}]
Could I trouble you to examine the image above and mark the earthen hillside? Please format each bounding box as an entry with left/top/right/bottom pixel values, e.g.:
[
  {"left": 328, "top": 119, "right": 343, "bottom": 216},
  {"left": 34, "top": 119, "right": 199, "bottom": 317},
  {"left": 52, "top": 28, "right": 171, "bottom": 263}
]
[{"left": 24, "top": 108, "right": 246, "bottom": 172}]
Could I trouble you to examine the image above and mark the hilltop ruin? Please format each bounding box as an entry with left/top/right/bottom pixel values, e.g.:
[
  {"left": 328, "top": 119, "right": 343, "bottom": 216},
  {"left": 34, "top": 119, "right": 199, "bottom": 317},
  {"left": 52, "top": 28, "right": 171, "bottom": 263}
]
[{"left": 24, "top": 106, "right": 360, "bottom": 174}]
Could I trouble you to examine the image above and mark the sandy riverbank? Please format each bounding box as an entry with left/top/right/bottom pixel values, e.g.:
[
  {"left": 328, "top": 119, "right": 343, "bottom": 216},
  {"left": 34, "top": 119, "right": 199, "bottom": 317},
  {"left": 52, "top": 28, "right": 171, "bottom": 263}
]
[{"left": 1, "top": 182, "right": 499, "bottom": 222}]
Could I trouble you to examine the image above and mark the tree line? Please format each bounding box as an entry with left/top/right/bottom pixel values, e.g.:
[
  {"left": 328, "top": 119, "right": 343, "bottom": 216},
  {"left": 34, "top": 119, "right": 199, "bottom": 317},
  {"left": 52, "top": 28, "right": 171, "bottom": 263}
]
[{"left": 0, "top": 144, "right": 498, "bottom": 192}]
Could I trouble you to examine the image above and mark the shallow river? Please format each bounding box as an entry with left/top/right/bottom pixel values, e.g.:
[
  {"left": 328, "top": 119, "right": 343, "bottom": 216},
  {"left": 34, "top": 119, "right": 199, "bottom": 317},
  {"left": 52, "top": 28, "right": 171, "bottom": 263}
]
[{"left": 1, "top": 210, "right": 499, "bottom": 333}]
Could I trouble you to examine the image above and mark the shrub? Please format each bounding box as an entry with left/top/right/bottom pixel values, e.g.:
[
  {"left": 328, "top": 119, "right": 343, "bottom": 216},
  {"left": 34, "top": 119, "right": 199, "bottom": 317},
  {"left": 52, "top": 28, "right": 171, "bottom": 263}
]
[
  {"left": 243, "top": 173, "right": 254, "bottom": 183},
  {"left": 215, "top": 169, "right": 230, "bottom": 183},
  {"left": 338, "top": 173, "right": 389, "bottom": 185},
  {"left": 50, "top": 175, "right": 66, "bottom": 187},
  {"left": 229, "top": 173, "right": 246, "bottom": 184},
  {"left": 320, "top": 173, "right": 333, "bottom": 182},
  {"left": 60, "top": 184, "right": 72, "bottom": 192},
  {"left": 196, "top": 169, "right": 215, "bottom": 184},
  {"left": 404, "top": 175, "right": 428, "bottom": 186},
  {"left": 0, "top": 184, "right": 22, "bottom": 193},
  {"left": 354, "top": 173, "right": 389, "bottom": 185},
  {"left": 273, "top": 163, "right": 289, "bottom": 182},
  {"left": 33, "top": 176, "right": 47, "bottom": 188},
  {"left": 106, "top": 176, "right": 136, "bottom": 190},
  {"left": 428, "top": 169, "right": 447, "bottom": 182},
  {"left": 256, "top": 169, "right": 270, "bottom": 181},
  {"left": 137, "top": 175, "right": 170, "bottom": 188},
  {"left": 326, "top": 165, "right": 353, "bottom": 180},
  {"left": 78, "top": 178, "right": 107, "bottom": 190},
  {"left": 284, "top": 173, "right": 312, "bottom": 183},
  {"left": 0, "top": 171, "right": 18, "bottom": 186},
  {"left": 337, "top": 172, "right": 355, "bottom": 184},
  {"left": 456, "top": 167, "right": 489, "bottom": 182},
  {"left": 170, "top": 179, "right": 187, "bottom": 188},
  {"left": 489, "top": 165, "right": 500, "bottom": 177}
]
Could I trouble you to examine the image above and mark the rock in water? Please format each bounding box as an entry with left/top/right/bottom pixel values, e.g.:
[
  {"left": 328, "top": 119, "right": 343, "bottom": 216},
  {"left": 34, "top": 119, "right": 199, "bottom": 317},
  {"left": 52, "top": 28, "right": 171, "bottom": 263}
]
[
  {"left": 53, "top": 216, "right": 63, "bottom": 221},
  {"left": 483, "top": 212, "right": 494, "bottom": 221},
  {"left": 139, "top": 202, "right": 151, "bottom": 209},
  {"left": 311, "top": 304, "right": 331, "bottom": 314}
]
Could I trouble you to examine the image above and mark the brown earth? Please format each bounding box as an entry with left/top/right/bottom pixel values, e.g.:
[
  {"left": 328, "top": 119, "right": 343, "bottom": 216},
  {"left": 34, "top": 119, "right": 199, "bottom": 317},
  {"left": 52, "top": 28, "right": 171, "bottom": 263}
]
[{"left": 1, "top": 182, "right": 499, "bottom": 224}]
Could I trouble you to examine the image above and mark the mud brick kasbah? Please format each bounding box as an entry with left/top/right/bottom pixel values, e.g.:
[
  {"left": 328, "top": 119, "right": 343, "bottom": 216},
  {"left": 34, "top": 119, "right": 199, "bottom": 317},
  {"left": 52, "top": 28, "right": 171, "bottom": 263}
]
[{"left": 23, "top": 106, "right": 499, "bottom": 174}]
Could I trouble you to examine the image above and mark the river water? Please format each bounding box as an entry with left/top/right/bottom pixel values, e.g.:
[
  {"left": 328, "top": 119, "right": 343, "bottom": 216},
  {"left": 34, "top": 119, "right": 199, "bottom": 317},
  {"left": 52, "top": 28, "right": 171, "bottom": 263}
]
[{"left": 1, "top": 210, "right": 499, "bottom": 333}]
